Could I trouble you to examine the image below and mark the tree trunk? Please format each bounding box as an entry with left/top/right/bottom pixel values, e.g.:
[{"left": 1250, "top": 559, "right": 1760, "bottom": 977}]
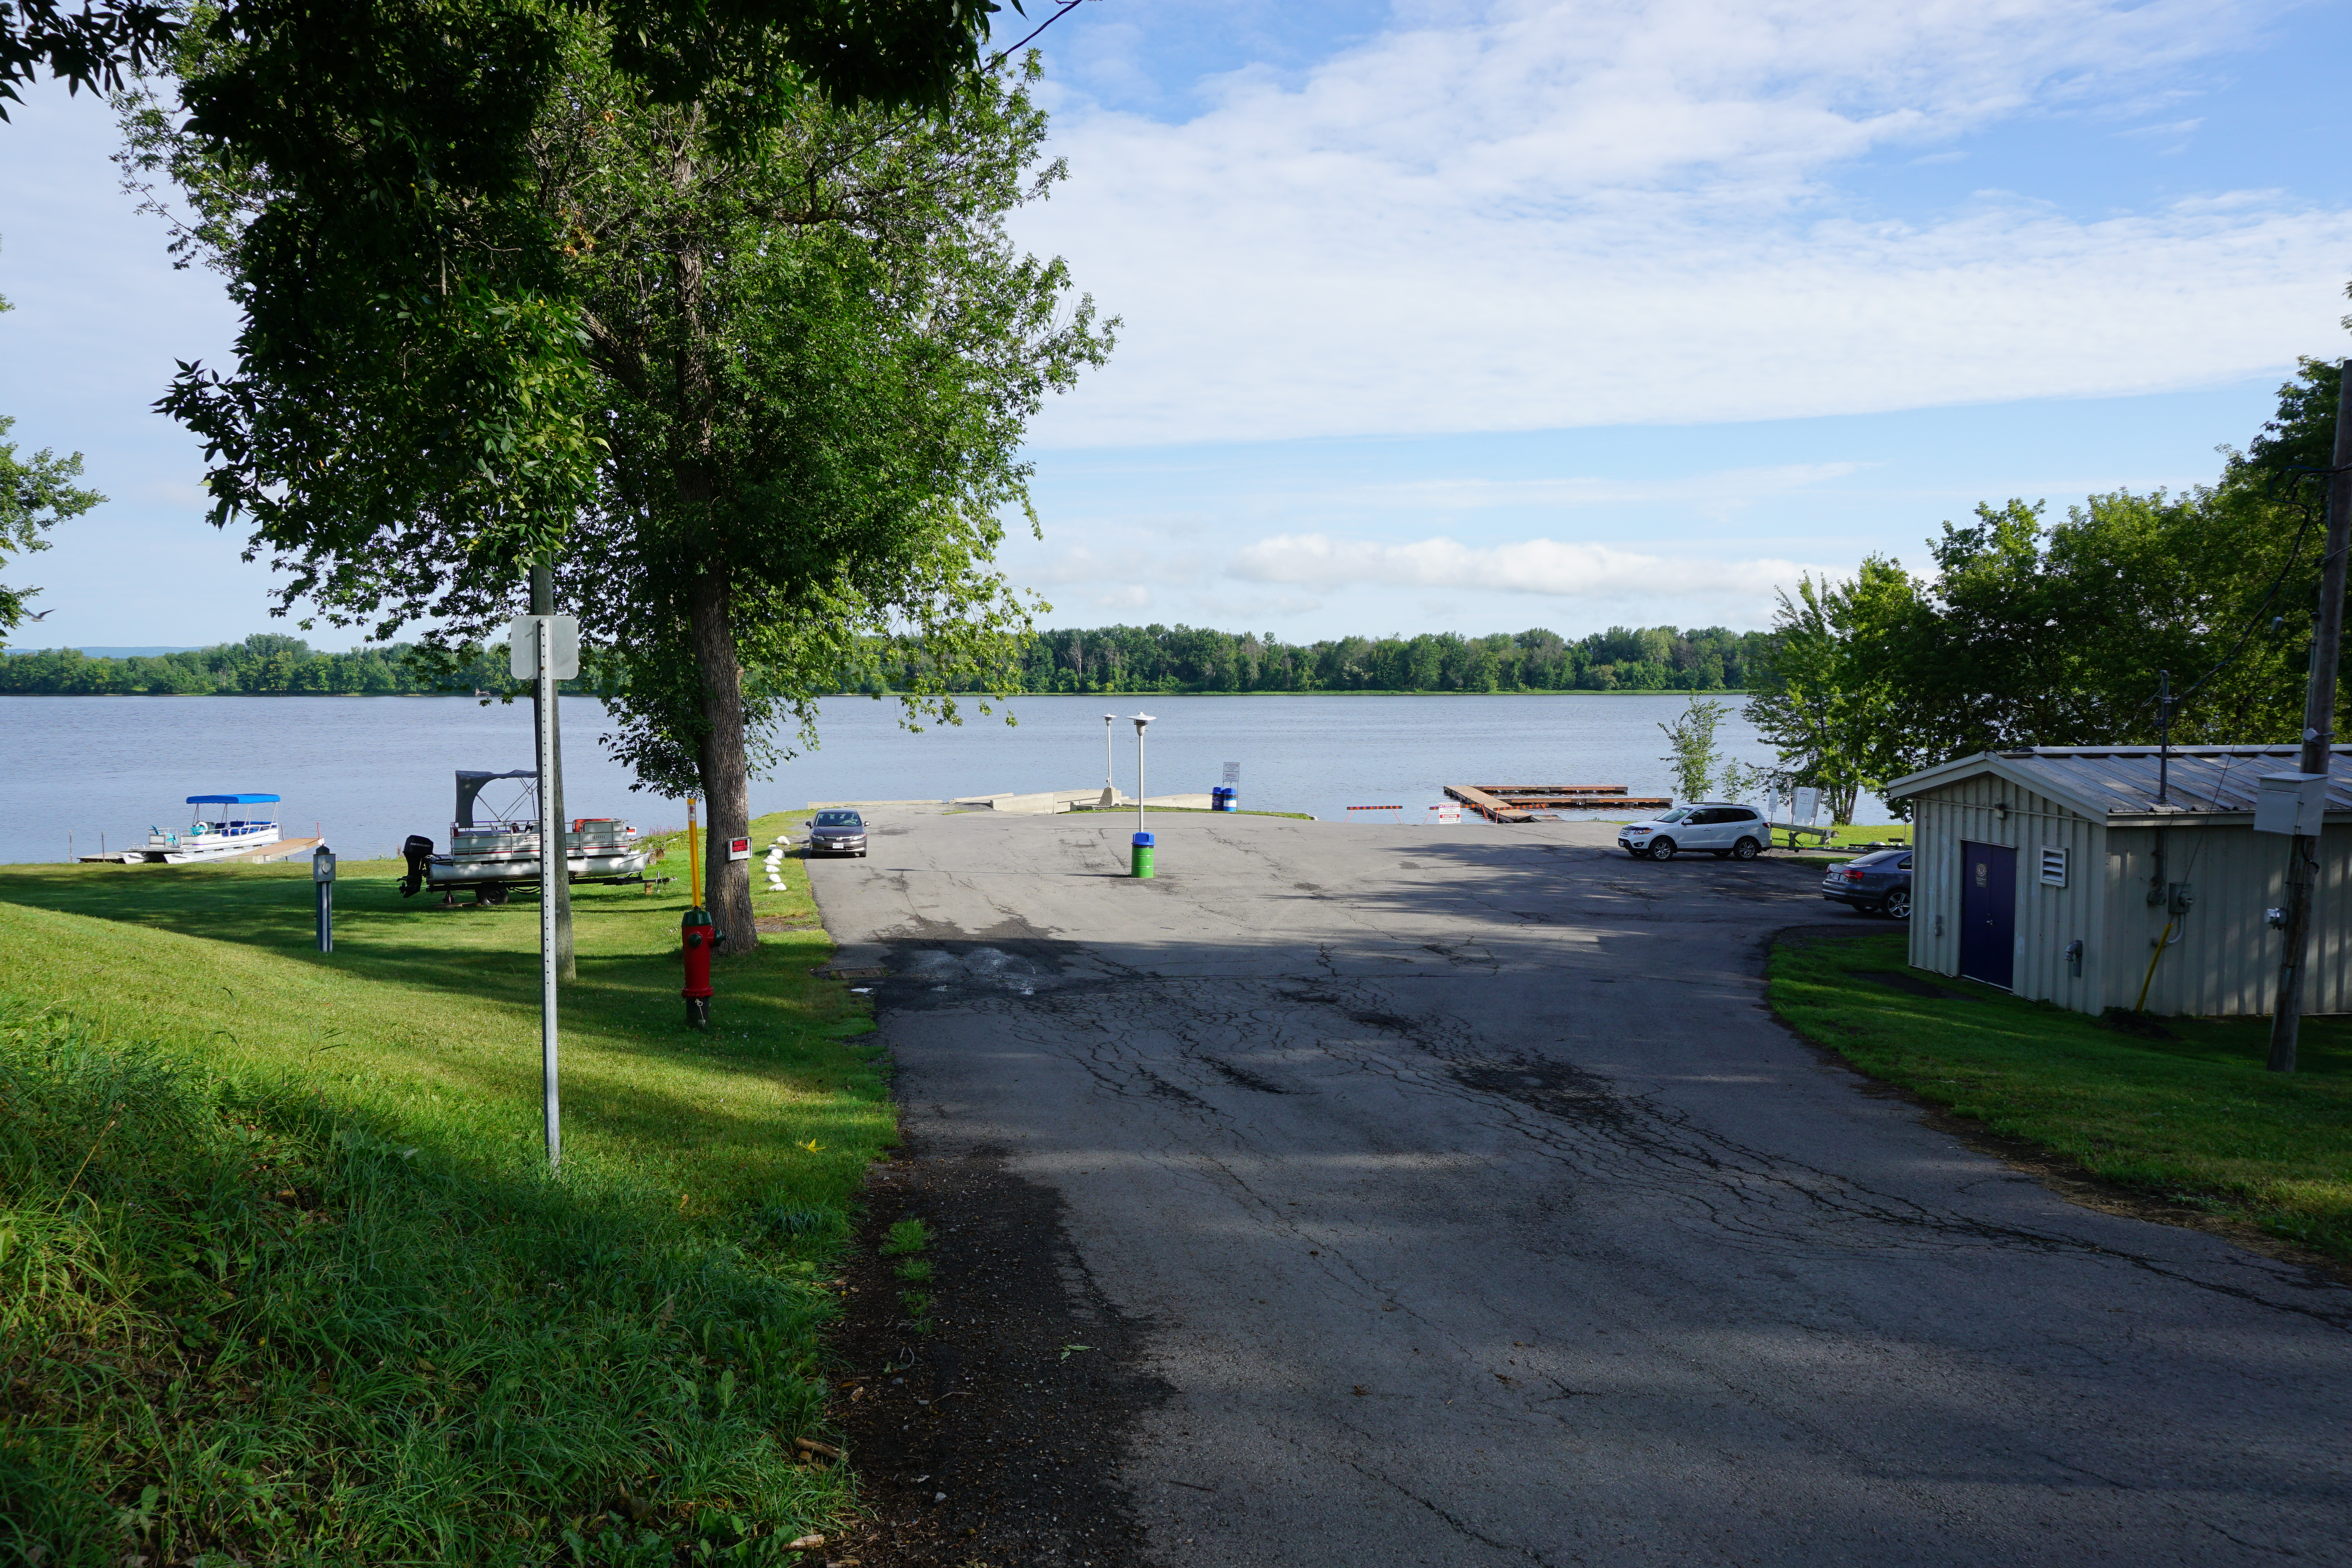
[{"left": 688, "top": 566, "right": 757, "bottom": 950}]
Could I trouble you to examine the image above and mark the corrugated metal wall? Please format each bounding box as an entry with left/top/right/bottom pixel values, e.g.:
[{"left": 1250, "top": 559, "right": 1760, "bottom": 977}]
[
  {"left": 1906, "top": 774, "right": 2106, "bottom": 1011},
  {"left": 1908, "top": 770, "right": 2352, "bottom": 1016},
  {"left": 2104, "top": 822, "right": 2352, "bottom": 1015}
]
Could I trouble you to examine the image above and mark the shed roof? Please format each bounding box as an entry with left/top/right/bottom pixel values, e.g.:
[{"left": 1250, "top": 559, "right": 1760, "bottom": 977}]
[{"left": 1884, "top": 745, "right": 2352, "bottom": 823}]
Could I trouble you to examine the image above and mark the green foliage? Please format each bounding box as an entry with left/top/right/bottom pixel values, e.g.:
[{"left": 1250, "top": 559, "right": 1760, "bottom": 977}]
[
  {"left": 123, "top": 0, "right": 1000, "bottom": 605},
  {"left": 1747, "top": 359, "right": 2352, "bottom": 797},
  {"left": 1656, "top": 696, "right": 1730, "bottom": 804},
  {"left": 879, "top": 1217, "right": 930, "bottom": 1256},
  {"left": 0, "top": 0, "right": 178, "bottom": 118},
  {"left": 1743, "top": 561, "right": 1917, "bottom": 824},
  {"left": 0, "top": 633, "right": 534, "bottom": 695},
  {"left": 1772, "top": 933, "right": 2352, "bottom": 1263},
  {"left": 977, "top": 622, "right": 1767, "bottom": 695}
]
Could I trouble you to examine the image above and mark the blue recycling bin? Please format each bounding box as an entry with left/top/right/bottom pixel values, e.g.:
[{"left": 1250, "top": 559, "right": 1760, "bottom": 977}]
[{"left": 1212, "top": 786, "right": 1237, "bottom": 812}]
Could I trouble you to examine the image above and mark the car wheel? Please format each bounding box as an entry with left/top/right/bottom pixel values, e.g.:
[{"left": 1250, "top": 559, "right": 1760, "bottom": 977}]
[
  {"left": 1885, "top": 887, "right": 1911, "bottom": 920},
  {"left": 1732, "top": 837, "right": 1760, "bottom": 861},
  {"left": 1649, "top": 837, "right": 1677, "bottom": 861}
]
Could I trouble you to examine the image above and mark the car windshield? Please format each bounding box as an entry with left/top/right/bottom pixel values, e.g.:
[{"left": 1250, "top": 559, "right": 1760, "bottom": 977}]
[
  {"left": 813, "top": 811, "right": 862, "bottom": 828},
  {"left": 1652, "top": 809, "right": 1689, "bottom": 824}
]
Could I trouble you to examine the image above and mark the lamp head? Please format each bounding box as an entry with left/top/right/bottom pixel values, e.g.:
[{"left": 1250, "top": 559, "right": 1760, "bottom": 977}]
[{"left": 1132, "top": 713, "right": 1155, "bottom": 732}]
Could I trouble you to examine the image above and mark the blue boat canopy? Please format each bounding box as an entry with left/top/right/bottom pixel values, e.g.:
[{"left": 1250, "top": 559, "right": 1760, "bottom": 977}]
[{"left": 187, "top": 793, "right": 281, "bottom": 805}]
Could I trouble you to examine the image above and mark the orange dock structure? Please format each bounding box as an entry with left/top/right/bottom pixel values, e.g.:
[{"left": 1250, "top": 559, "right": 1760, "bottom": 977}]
[{"left": 1443, "top": 784, "right": 1672, "bottom": 823}]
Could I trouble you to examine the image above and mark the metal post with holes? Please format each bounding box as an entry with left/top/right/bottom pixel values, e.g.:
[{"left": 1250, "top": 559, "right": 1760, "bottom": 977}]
[
  {"left": 512, "top": 612, "right": 578, "bottom": 1163},
  {"left": 2269, "top": 358, "right": 2352, "bottom": 1073}
]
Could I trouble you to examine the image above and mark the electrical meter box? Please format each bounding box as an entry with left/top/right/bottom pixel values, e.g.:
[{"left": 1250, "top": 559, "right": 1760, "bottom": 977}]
[{"left": 2254, "top": 772, "right": 2330, "bottom": 836}]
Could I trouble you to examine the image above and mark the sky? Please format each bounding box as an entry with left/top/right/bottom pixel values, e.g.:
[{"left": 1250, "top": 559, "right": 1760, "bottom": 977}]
[{"left": 3, "top": 0, "right": 2350, "bottom": 650}]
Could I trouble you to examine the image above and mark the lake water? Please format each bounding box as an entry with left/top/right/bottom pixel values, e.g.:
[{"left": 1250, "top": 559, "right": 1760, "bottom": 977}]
[{"left": 0, "top": 691, "right": 1876, "bottom": 865}]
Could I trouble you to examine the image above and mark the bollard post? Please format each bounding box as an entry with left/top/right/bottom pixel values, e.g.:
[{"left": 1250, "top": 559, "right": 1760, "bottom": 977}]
[{"left": 312, "top": 843, "right": 336, "bottom": 953}]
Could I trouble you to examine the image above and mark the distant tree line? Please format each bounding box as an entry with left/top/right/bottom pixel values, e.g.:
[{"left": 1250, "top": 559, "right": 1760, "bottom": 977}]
[
  {"left": 7, "top": 624, "right": 1767, "bottom": 697},
  {"left": 0, "top": 633, "right": 584, "bottom": 695},
  {"left": 941, "top": 624, "right": 1768, "bottom": 695},
  {"left": 1748, "top": 358, "right": 2351, "bottom": 822}
]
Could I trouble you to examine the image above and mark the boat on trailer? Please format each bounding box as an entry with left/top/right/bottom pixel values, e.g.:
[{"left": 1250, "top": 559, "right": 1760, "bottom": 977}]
[
  {"left": 122, "top": 794, "right": 285, "bottom": 863},
  {"left": 399, "top": 769, "right": 650, "bottom": 904}
]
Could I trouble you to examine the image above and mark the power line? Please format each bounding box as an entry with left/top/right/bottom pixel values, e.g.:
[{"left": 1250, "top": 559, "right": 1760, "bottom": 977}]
[{"left": 991, "top": 0, "right": 1088, "bottom": 65}]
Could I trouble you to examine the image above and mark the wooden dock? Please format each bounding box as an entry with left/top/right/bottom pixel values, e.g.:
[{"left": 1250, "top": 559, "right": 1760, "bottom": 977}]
[
  {"left": 1444, "top": 785, "right": 1672, "bottom": 823},
  {"left": 81, "top": 836, "right": 323, "bottom": 866}
]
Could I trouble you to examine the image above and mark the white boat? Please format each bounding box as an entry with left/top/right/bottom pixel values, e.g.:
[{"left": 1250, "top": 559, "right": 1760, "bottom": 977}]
[
  {"left": 123, "top": 793, "right": 285, "bottom": 864},
  {"left": 399, "top": 769, "right": 650, "bottom": 903}
]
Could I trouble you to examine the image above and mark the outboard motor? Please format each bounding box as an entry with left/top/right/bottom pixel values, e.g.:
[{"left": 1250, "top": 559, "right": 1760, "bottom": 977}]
[{"left": 398, "top": 835, "right": 435, "bottom": 898}]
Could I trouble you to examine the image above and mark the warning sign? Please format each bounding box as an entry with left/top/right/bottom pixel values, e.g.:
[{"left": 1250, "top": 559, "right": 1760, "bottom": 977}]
[{"left": 726, "top": 837, "right": 750, "bottom": 862}]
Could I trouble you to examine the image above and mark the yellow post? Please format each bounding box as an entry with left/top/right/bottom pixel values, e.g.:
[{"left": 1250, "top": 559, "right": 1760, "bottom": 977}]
[{"left": 687, "top": 797, "right": 702, "bottom": 906}]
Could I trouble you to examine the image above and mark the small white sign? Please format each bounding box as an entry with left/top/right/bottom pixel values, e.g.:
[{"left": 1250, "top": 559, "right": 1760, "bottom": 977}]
[
  {"left": 508, "top": 615, "right": 580, "bottom": 680},
  {"left": 1223, "top": 761, "right": 1241, "bottom": 783},
  {"left": 1430, "top": 804, "right": 1462, "bottom": 823},
  {"left": 1793, "top": 786, "right": 1821, "bottom": 824},
  {"left": 726, "top": 837, "right": 751, "bottom": 862}
]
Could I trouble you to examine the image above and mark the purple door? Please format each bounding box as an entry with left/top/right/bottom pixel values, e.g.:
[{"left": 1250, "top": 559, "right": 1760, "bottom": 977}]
[{"left": 1958, "top": 841, "right": 2016, "bottom": 990}]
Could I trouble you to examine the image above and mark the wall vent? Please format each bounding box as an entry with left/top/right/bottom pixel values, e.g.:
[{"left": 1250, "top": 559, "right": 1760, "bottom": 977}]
[{"left": 2039, "top": 846, "right": 2068, "bottom": 887}]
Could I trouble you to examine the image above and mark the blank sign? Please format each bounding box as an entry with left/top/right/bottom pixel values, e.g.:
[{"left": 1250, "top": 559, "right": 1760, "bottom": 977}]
[{"left": 508, "top": 615, "right": 581, "bottom": 680}]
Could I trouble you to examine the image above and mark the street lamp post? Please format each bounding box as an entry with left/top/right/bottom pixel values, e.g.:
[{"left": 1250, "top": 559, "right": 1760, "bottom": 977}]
[
  {"left": 1102, "top": 713, "right": 1118, "bottom": 807},
  {"left": 1131, "top": 712, "right": 1156, "bottom": 878}
]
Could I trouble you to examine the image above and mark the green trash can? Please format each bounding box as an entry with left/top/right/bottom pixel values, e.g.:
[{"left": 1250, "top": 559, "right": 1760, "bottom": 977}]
[{"left": 1131, "top": 831, "right": 1155, "bottom": 879}]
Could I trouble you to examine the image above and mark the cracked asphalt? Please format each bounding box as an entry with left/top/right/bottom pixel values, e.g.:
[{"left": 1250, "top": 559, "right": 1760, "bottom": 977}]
[{"left": 810, "top": 807, "right": 2352, "bottom": 1566}]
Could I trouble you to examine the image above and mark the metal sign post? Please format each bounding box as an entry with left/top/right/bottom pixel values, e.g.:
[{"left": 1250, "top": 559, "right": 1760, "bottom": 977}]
[{"left": 512, "top": 613, "right": 579, "bottom": 1165}]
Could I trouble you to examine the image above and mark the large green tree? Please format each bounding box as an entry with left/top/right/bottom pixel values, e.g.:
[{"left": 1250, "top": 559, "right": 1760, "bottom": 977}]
[
  {"left": 1746, "top": 358, "right": 2349, "bottom": 804},
  {"left": 1744, "top": 559, "right": 1916, "bottom": 823},
  {"left": 137, "top": 20, "right": 1109, "bottom": 943}
]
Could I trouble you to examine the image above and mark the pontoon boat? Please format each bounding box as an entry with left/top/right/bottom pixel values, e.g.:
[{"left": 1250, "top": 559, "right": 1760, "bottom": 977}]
[
  {"left": 399, "top": 769, "right": 650, "bottom": 902},
  {"left": 124, "top": 794, "right": 284, "bottom": 864}
]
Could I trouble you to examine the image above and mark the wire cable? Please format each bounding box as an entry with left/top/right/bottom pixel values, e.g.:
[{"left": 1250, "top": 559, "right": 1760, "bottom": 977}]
[{"left": 990, "top": 0, "right": 1087, "bottom": 65}]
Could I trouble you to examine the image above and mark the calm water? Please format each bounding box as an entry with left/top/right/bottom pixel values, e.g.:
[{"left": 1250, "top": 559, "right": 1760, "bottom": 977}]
[{"left": 0, "top": 692, "right": 1870, "bottom": 865}]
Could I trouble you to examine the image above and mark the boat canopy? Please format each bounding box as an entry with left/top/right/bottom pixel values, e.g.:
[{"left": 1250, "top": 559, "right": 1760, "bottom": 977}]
[
  {"left": 187, "top": 793, "right": 281, "bottom": 804},
  {"left": 455, "top": 769, "right": 537, "bottom": 828}
]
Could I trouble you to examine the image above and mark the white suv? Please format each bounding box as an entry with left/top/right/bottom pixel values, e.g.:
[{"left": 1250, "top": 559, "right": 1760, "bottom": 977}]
[{"left": 1618, "top": 803, "right": 1769, "bottom": 861}]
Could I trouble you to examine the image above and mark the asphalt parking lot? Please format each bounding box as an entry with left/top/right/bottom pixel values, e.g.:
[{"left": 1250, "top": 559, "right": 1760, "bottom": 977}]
[{"left": 811, "top": 808, "right": 2352, "bottom": 1567}]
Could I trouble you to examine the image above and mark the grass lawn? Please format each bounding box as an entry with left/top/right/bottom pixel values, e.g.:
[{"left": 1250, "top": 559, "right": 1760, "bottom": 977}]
[
  {"left": 1771, "top": 932, "right": 2352, "bottom": 1264},
  {"left": 0, "top": 811, "right": 885, "bottom": 1566}
]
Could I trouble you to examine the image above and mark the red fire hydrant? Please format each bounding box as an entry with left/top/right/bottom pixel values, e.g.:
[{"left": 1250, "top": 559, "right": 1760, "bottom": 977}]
[{"left": 681, "top": 906, "right": 724, "bottom": 1029}]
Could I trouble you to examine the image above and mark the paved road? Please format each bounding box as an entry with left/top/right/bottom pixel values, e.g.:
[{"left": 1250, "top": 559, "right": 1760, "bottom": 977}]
[{"left": 811, "top": 808, "right": 2352, "bottom": 1567}]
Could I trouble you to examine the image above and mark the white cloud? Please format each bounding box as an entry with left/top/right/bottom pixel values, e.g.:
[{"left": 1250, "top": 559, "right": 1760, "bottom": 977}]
[
  {"left": 1227, "top": 532, "right": 1822, "bottom": 603},
  {"left": 1017, "top": 0, "right": 2345, "bottom": 446}
]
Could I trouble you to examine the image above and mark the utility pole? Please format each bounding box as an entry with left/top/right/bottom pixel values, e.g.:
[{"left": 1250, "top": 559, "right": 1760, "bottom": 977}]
[
  {"left": 2267, "top": 359, "right": 2352, "bottom": 1073},
  {"left": 531, "top": 560, "right": 576, "bottom": 982}
]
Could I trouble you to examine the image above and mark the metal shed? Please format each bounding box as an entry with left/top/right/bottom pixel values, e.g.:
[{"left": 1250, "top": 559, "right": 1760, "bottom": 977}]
[{"left": 1883, "top": 746, "right": 2352, "bottom": 1017}]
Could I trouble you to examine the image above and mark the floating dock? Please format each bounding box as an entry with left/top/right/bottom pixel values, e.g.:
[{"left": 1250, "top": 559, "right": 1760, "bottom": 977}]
[
  {"left": 1444, "top": 784, "right": 1672, "bottom": 823},
  {"left": 80, "top": 836, "right": 323, "bottom": 866}
]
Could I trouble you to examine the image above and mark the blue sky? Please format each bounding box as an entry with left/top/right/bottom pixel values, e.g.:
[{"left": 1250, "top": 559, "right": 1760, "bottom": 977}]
[{"left": 4, "top": 0, "right": 2350, "bottom": 648}]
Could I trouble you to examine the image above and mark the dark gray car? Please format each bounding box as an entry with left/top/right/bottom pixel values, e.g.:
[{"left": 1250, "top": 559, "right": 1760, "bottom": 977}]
[
  {"left": 1821, "top": 848, "right": 1911, "bottom": 919},
  {"left": 807, "top": 808, "right": 868, "bottom": 858}
]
